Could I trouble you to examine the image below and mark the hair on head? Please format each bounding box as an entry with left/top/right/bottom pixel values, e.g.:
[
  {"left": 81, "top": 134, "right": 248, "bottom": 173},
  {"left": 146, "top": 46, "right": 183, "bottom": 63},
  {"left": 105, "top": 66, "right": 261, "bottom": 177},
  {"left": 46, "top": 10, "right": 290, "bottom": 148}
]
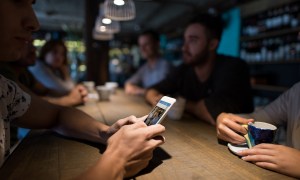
[
  {"left": 189, "top": 12, "right": 224, "bottom": 40},
  {"left": 139, "top": 30, "right": 160, "bottom": 42}
]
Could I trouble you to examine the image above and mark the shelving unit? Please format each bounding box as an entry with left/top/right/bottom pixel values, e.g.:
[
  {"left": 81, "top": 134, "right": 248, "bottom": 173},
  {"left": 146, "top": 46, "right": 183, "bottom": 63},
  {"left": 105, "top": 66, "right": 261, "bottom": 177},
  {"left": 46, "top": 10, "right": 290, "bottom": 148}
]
[
  {"left": 239, "top": 0, "right": 300, "bottom": 106},
  {"left": 247, "top": 59, "right": 300, "bottom": 65},
  {"left": 240, "top": 27, "right": 300, "bottom": 41},
  {"left": 252, "top": 84, "right": 289, "bottom": 92}
]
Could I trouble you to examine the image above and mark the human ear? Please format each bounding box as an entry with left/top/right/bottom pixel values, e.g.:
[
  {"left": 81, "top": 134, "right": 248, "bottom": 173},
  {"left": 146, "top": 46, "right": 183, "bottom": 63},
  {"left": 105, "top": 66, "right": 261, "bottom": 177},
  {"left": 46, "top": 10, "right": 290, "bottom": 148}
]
[{"left": 209, "top": 39, "right": 219, "bottom": 51}]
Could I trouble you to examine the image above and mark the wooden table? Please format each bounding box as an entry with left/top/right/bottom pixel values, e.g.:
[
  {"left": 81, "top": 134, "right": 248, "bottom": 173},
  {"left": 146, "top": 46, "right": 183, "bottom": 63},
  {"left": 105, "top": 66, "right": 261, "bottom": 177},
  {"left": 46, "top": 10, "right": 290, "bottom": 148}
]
[{"left": 0, "top": 91, "right": 295, "bottom": 179}]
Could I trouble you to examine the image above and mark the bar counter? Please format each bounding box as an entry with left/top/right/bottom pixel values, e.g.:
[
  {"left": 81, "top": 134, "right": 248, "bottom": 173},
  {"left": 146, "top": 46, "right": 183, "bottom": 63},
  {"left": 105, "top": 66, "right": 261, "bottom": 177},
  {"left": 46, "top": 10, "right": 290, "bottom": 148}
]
[{"left": 0, "top": 91, "right": 295, "bottom": 179}]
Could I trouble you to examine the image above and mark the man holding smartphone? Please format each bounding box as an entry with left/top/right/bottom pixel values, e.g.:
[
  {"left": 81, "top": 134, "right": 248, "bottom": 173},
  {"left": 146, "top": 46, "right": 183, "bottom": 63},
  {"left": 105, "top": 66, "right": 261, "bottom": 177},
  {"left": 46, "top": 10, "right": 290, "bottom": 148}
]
[
  {"left": 145, "top": 12, "right": 253, "bottom": 125},
  {"left": 0, "top": 1, "right": 165, "bottom": 179}
]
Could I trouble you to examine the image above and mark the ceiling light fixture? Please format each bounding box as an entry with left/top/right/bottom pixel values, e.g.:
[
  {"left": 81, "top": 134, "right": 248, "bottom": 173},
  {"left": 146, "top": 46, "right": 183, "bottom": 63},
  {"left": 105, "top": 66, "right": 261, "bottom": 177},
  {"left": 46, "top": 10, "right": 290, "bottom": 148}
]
[
  {"left": 100, "top": 26, "right": 107, "bottom": 32},
  {"left": 102, "top": 18, "right": 112, "bottom": 24},
  {"left": 94, "top": 3, "right": 120, "bottom": 34},
  {"left": 104, "top": 0, "right": 135, "bottom": 21},
  {"left": 95, "top": 16, "right": 120, "bottom": 33},
  {"left": 92, "top": 29, "right": 114, "bottom": 41},
  {"left": 113, "top": 0, "right": 125, "bottom": 6}
]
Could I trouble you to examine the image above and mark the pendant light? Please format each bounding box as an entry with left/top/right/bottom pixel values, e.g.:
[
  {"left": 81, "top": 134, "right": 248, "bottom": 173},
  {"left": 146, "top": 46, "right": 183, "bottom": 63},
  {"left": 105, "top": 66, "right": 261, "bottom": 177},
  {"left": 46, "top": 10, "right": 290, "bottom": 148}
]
[{"left": 104, "top": 0, "right": 136, "bottom": 21}]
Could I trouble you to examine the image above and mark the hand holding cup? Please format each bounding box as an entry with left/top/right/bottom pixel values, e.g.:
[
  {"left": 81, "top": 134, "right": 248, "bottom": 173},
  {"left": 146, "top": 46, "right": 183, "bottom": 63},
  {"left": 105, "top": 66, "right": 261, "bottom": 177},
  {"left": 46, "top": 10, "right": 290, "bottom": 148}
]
[{"left": 243, "top": 122, "right": 277, "bottom": 148}]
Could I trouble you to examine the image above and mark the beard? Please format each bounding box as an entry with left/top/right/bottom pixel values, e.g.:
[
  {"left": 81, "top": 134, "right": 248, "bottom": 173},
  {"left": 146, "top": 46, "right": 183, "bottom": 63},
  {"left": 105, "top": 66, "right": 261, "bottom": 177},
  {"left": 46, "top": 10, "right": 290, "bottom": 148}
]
[{"left": 183, "top": 44, "right": 210, "bottom": 67}]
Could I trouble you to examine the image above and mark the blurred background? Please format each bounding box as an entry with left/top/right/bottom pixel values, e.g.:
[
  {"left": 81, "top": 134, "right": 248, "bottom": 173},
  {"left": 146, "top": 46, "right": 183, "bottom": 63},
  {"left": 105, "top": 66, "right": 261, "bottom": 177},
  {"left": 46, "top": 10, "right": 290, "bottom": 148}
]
[{"left": 32, "top": 0, "right": 300, "bottom": 106}]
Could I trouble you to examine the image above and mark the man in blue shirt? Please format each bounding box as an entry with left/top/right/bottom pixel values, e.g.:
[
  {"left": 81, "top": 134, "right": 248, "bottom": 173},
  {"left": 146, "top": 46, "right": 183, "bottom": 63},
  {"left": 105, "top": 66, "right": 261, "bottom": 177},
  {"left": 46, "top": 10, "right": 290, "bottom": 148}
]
[{"left": 125, "top": 30, "right": 173, "bottom": 95}]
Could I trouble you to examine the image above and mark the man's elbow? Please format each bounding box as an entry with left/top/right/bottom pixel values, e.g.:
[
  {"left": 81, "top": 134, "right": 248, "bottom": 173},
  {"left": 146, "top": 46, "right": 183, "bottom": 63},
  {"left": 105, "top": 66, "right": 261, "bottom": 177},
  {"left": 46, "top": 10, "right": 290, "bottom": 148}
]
[
  {"left": 145, "top": 88, "right": 161, "bottom": 106},
  {"left": 144, "top": 88, "right": 153, "bottom": 102}
]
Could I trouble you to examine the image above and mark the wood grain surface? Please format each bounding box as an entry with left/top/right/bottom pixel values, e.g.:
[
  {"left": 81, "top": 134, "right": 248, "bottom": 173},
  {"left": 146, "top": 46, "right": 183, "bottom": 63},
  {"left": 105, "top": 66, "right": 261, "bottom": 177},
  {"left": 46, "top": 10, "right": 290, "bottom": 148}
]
[{"left": 0, "top": 90, "right": 295, "bottom": 179}]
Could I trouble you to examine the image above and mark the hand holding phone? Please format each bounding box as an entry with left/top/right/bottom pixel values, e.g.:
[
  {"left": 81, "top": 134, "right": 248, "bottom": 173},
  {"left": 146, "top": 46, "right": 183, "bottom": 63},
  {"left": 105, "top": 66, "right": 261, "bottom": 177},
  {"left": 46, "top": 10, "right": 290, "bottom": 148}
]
[{"left": 144, "top": 96, "right": 176, "bottom": 126}]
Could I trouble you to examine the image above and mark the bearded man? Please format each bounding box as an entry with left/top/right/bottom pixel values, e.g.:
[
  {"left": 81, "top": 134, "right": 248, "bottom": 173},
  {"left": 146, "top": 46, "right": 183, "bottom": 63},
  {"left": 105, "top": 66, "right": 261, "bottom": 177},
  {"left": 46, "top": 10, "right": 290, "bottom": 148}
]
[{"left": 145, "top": 13, "right": 253, "bottom": 125}]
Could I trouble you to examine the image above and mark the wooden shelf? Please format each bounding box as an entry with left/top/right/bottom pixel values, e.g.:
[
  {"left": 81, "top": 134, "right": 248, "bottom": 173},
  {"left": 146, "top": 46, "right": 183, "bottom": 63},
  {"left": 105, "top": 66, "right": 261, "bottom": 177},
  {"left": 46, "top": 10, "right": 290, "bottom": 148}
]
[
  {"left": 252, "top": 84, "right": 289, "bottom": 92},
  {"left": 240, "top": 27, "right": 300, "bottom": 41},
  {"left": 247, "top": 59, "right": 300, "bottom": 65}
]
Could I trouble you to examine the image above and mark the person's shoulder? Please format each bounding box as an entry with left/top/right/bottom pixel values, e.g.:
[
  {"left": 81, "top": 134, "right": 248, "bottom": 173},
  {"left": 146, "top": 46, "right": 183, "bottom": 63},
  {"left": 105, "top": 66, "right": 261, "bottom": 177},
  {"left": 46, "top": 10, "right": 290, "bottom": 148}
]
[
  {"left": 290, "top": 82, "right": 300, "bottom": 91},
  {"left": 0, "top": 75, "right": 18, "bottom": 97},
  {"left": 280, "top": 81, "right": 300, "bottom": 102},
  {"left": 136, "top": 62, "right": 148, "bottom": 72},
  {"left": 157, "top": 58, "right": 173, "bottom": 66},
  {"left": 29, "top": 60, "right": 50, "bottom": 74},
  {"left": 0, "top": 74, "right": 17, "bottom": 86},
  {"left": 35, "top": 60, "right": 46, "bottom": 68},
  {"left": 0, "top": 75, "right": 31, "bottom": 120},
  {"left": 170, "top": 63, "right": 191, "bottom": 76}
]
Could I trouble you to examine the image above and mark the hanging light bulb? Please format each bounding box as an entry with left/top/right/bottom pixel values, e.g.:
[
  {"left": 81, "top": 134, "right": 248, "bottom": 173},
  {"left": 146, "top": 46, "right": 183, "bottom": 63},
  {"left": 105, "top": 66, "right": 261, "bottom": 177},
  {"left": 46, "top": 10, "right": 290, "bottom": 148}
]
[
  {"left": 102, "top": 18, "right": 112, "bottom": 24},
  {"left": 95, "top": 16, "right": 120, "bottom": 33},
  {"left": 92, "top": 29, "right": 114, "bottom": 41},
  {"left": 113, "top": 0, "right": 125, "bottom": 6},
  {"left": 104, "top": 0, "right": 135, "bottom": 21},
  {"left": 94, "top": 3, "right": 120, "bottom": 34}
]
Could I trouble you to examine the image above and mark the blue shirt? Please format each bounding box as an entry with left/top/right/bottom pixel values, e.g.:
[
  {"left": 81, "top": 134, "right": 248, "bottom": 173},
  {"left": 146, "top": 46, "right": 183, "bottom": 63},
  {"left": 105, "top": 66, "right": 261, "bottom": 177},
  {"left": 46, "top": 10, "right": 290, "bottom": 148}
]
[
  {"left": 126, "top": 58, "right": 173, "bottom": 88},
  {"left": 29, "top": 61, "right": 75, "bottom": 96}
]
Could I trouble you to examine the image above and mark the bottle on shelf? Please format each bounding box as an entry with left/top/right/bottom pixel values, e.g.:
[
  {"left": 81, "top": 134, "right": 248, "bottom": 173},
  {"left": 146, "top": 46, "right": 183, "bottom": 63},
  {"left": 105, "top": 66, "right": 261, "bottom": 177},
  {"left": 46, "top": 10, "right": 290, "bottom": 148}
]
[
  {"left": 241, "top": 1, "right": 300, "bottom": 37},
  {"left": 240, "top": 33, "right": 300, "bottom": 63}
]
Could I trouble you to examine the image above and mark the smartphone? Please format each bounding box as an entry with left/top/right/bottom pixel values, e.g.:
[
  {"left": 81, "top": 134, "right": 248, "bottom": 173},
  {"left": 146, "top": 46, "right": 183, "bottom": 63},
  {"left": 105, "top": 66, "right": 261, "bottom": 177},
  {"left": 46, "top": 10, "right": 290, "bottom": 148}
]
[{"left": 144, "top": 96, "right": 176, "bottom": 126}]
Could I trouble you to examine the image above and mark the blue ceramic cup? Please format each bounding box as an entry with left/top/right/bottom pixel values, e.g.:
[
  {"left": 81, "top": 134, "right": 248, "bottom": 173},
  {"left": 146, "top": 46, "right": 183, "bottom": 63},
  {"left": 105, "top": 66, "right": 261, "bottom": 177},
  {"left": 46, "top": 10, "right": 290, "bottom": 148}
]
[{"left": 245, "top": 122, "right": 277, "bottom": 148}]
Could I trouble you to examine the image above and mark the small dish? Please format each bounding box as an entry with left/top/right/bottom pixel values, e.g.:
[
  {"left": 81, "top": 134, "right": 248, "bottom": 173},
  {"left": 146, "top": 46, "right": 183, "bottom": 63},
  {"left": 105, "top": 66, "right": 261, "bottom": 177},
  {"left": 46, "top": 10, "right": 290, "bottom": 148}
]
[{"left": 227, "top": 143, "right": 249, "bottom": 156}]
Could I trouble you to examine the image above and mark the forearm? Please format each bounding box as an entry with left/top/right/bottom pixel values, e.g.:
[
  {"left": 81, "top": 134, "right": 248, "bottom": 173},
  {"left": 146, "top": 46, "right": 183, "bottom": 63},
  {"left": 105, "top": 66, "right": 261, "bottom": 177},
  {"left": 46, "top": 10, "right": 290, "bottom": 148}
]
[
  {"left": 125, "top": 83, "right": 145, "bottom": 95},
  {"left": 76, "top": 149, "right": 126, "bottom": 180},
  {"left": 43, "top": 96, "right": 74, "bottom": 107},
  {"left": 125, "top": 83, "right": 136, "bottom": 90},
  {"left": 145, "top": 89, "right": 163, "bottom": 106},
  {"left": 14, "top": 92, "right": 109, "bottom": 144},
  {"left": 186, "top": 100, "right": 215, "bottom": 125},
  {"left": 53, "top": 107, "right": 110, "bottom": 144}
]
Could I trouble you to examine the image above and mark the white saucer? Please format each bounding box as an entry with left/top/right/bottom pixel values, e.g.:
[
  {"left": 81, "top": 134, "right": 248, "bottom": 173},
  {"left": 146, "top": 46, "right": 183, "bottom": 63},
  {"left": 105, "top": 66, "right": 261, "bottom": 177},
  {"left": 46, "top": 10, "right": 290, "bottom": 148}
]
[{"left": 227, "top": 143, "right": 249, "bottom": 156}]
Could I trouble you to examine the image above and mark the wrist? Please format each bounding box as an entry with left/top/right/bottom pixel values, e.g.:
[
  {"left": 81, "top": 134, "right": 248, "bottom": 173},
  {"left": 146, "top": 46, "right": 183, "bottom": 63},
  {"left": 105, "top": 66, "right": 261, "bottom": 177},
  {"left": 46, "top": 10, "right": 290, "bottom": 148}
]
[
  {"left": 98, "top": 124, "right": 111, "bottom": 144},
  {"left": 88, "top": 149, "right": 126, "bottom": 179},
  {"left": 137, "top": 88, "right": 145, "bottom": 95},
  {"left": 185, "top": 101, "right": 195, "bottom": 113},
  {"left": 152, "top": 94, "right": 163, "bottom": 106},
  {"left": 62, "top": 95, "right": 73, "bottom": 106},
  {"left": 103, "top": 146, "right": 127, "bottom": 175}
]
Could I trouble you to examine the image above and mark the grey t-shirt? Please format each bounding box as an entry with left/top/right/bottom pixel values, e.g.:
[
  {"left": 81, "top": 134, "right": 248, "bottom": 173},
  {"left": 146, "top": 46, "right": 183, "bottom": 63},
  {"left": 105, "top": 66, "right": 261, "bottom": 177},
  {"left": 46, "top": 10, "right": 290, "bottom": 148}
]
[
  {"left": 246, "top": 82, "right": 300, "bottom": 149},
  {"left": 126, "top": 58, "right": 173, "bottom": 88}
]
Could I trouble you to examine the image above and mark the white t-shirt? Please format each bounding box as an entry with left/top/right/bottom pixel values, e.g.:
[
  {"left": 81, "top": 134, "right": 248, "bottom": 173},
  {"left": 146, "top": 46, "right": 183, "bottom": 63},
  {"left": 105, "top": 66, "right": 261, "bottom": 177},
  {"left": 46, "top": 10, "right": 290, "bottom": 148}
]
[{"left": 0, "top": 75, "right": 31, "bottom": 166}]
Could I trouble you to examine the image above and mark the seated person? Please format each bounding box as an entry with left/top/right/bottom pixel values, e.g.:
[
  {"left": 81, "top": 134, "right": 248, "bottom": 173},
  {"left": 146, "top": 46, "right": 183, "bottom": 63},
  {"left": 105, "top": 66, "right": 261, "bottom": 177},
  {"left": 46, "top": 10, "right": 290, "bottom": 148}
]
[
  {"left": 216, "top": 82, "right": 300, "bottom": 178},
  {"left": 0, "top": 40, "right": 87, "bottom": 107},
  {"left": 125, "top": 30, "right": 173, "bottom": 95},
  {"left": 146, "top": 13, "right": 253, "bottom": 125},
  {"left": 29, "top": 40, "right": 76, "bottom": 97},
  {"left": 0, "top": 1, "right": 166, "bottom": 179}
]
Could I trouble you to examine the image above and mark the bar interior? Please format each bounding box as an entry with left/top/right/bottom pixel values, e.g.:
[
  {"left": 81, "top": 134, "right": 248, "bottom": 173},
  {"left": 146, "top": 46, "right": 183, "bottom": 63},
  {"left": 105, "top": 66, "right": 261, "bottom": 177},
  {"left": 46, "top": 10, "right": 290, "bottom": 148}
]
[{"left": 0, "top": 0, "right": 299, "bottom": 179}]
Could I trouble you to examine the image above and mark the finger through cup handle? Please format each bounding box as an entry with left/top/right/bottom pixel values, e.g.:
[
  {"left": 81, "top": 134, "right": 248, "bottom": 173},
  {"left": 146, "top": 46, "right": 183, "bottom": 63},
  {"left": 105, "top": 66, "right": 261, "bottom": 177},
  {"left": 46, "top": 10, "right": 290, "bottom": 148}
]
[
  {"left": 242, "top": 124, "right": 253, "bottom": 148},
  {"left": 243, "top": 122, "right": 277, "bottom": 149}
]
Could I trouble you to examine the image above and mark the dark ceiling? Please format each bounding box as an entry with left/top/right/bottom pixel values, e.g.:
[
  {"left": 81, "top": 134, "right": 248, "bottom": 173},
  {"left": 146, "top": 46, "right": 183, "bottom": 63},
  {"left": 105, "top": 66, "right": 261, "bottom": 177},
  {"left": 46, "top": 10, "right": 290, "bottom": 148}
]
[{"left": 33, "top": 0, "right": 253, "bottom": 39}]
